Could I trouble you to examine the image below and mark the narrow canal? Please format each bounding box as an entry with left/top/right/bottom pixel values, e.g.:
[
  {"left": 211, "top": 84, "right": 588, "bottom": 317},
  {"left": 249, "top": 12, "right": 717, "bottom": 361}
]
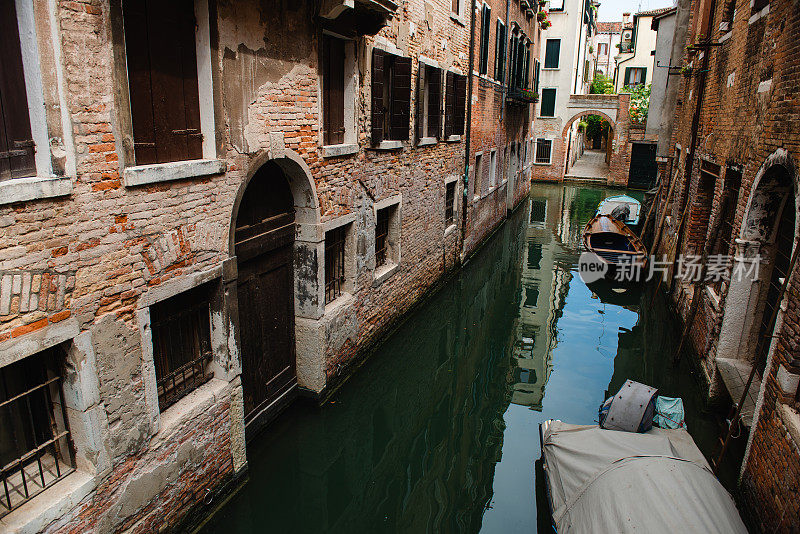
[{"left": 199, "top": 183, "right": 728, "bottom": 533}]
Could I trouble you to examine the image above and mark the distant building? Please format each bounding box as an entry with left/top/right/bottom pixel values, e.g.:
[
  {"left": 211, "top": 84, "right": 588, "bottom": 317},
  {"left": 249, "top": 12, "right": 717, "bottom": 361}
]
[
  {"left": 613, "top": 8, "right": 672, "bottom": 92},
  {"left": 592, "top": 21, "right": 623, "bottom": 79}
]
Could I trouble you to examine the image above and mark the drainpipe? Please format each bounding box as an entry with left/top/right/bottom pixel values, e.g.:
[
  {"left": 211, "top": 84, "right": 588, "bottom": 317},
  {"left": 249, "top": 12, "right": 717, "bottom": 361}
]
[
  {"left": 500, "top": 0, "right": 511, "bottom": 122},
  {"left": 461, "top": 0, "right": 477, "bottom": 256}
]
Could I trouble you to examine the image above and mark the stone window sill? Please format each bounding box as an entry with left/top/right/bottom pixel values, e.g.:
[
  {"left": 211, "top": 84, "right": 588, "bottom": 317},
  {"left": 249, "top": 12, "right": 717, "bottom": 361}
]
[
  {"left": 322, "top": 143, "right": 359, "bottom": 158},
  {"left": 123, "top": 158, "right": 226, "bottom": 187},
  {"left": 777, "top": 402, "right": 800, "bottom": 448},
  {"left": 533, "top": 161, "right": 552, "bottom": 166},
  {"left": 417, "top": 137, "right": 438, "bottom": 147},
  {"left": 444, "top": 224, "right": 457, "bottom": 237},
  {"left": 450, "top": 13, "right": 466, "bottom": 26},
  {"left": 373, "top": 262, "right": 399, "bottom": 287},
  {"left": 704, "top": 285, "right": 721, "bottom": 311},
  {"left": 445, "top": 135, "right": 461, "bottom": 143},
  {"left": 0, "top": 175, "right": 72, "bottom": 205},
  {"left": 372, "top": 140, "right": 403, "bottom": 151},
  {"left": 749, "top": 4, "right": 769, "bottom": 24},
  {"left": 155, "top": 377, "right": 229, "bottom": 440},
  {"left": 0, "top": 470, "right": 95, "bottom": 533},
  {"left": 324, "top": 292, "right": 354, "bottom": 316}
]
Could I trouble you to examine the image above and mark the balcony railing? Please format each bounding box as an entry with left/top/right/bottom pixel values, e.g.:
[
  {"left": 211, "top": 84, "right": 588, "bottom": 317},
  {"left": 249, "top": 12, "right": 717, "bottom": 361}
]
[{"left": 508, "top": 87, "right": 538, "bottom": 105}]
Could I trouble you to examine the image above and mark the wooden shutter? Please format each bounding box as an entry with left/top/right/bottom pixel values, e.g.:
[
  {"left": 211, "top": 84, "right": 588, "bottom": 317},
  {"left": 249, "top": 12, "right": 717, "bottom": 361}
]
[
  {"left": 0, "top": 1, "right": 36, "bottom": 181},
  {"left": 453, "top": 74, "right": 467, "bottom": 136},
  {"left": 371, "top": 48, "right": 385, "bottom": 144},
  {"left": 624, "top": 67, "right": 632, "bottom": 87},
  {"left": 639, "top": 68, "right": 647, "bottom": 85},
  {"left": 444, "top": 71, "right": 455, "bottom": 138},
  {"left": 534, "top": 59, "right": 540, "bottom": 92},
  {"left": 415, "top": 64, "right": 424, "bottom": 142},
  {"left": 323, "top": 36, "right": 345, "bottom": 146},
  {"left": 428, "top": 68, "right": 442, "bottom": 139},
  {"left": 124, "top": 0, "right": 202, "bottom": 165},
  {"left": 390, "top": 56, "right": 411, "bottom": 141},
  {"left": 480, "top": 6, "right": 491, "bottom": 74}
]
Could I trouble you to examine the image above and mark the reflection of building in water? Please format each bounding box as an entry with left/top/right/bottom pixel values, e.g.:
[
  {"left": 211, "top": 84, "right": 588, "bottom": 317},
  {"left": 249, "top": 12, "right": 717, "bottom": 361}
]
[{"left": 510, "top": 187, "right": 572, "bottom": 409}]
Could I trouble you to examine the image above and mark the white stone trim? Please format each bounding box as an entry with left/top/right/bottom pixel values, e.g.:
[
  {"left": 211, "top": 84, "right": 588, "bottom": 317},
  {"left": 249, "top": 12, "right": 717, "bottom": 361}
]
[
  {"left": 373, "top": 140, "right": 404, "bottom": 151},
  {"left": 757, "top": 79, "right": 772, "bottom": 93},
  {"left": 0, "top": 316, "right": 79, "bottom": 369},
  {"left": 322, "top": 212, "right": 357, "bottom": 232},
  {"left": 748, "top": 4, "right": 769, "bottom": 24},
  {"left": 418, "top": 55, "right": 440, "bottom": 68},
  {"left": 322, "top": 143, "right": 359, "bottom": 158},
  {"left": 372, "top": 36, "right": 404, "bottom": 57},
  {"left": 445, "top": 134, "right": 461, "bottom": 143},
  {"left": 138, "top": 264, "right": 223, "bottom": 308},
  {"left": 417, "top": 137, "right": 437, "bottom": 147},
  {"left": 372, "top": 262, "right": 399, "bottom": 287},
  {"left": 123, "top": 158, "right": 226, "bottom": 187},
  {"left": 195, "top": 0, "right": 216, "bottom": 159},
  {"left": 0, "top": 175, "right": 72, "bottom": 205}
]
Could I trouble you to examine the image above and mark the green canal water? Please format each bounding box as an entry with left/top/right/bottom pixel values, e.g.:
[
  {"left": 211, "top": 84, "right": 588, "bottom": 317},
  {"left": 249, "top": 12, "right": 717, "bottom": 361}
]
[{"left": 199, "top": 183, "right": 729, "bottom": 534}]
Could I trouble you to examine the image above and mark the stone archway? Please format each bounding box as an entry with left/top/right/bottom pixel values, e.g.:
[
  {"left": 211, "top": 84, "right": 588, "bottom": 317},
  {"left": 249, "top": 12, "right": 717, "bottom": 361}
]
[
  {"left": 229, "top": 149, "right": 325, "bottom": 437},
  {"left": 561, "top": 110, "right": 617, "bottom": 180}
]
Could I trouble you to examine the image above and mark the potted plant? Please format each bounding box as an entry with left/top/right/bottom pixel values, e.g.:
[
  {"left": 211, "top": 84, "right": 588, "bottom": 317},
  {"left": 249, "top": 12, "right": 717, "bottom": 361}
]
[
  {"left": 537, "top": 10, "right": 547, "bottom": 21},
  {"left": 541, "top": 19, "right": 552, "bottom": 29},
  {"left": 681, "top": 65, "right": 693, "bottom": 77},
  {"left": 589, "top": 45, "right": 594, "bottom": 54}
]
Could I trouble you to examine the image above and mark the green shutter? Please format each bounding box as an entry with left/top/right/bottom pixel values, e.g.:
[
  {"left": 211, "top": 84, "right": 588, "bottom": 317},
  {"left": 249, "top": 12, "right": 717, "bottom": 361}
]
[{"left": 624, "top": 67, "right": 632, "bottom": 87}]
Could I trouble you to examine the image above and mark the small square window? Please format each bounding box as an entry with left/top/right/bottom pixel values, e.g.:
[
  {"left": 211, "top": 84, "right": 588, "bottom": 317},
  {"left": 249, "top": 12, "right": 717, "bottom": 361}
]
[
  {"left": 540, "top": 89, "right": 556, "bottom": 117},
  {"left": 150, "top": 283, "right": 214, "bottom": 411},
  {"left": 536, "top": 139, "right": 553, "bottom": 164}
]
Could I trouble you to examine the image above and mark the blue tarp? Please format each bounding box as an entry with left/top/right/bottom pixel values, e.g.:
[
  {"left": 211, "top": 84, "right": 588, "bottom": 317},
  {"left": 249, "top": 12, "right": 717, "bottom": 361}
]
[{"left": 654, "top": 396, "right": 686, "bottom": 429}]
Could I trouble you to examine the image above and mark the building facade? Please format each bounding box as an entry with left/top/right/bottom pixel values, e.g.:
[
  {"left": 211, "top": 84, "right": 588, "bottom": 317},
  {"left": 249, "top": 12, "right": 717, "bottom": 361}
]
[
  {"left": 0, "top": 0, "right": 533, "bottom": 532},
  {"left": 592, "top": 21, "right": 622, "bottom": 79},
  {"left": 613, "top": 9, "right": 667, "bottom": 92},
  {"left": 652, "top": 0, "right": 800, "bottom": 530}
]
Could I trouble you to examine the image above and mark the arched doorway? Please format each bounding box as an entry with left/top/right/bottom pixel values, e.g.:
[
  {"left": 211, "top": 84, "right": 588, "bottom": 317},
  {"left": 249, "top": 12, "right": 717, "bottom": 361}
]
[
  {"left": 562, "top": 111, "right": 615, "bottom": 182},
  {"left": 234, "top": 161, "right": 298, "bottom": 428}
]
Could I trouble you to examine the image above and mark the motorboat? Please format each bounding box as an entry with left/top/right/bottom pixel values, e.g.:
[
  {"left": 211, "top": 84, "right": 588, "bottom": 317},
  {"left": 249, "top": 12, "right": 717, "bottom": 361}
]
[{"left": 596, "top": 194, "right": 642, "bottom": 227}]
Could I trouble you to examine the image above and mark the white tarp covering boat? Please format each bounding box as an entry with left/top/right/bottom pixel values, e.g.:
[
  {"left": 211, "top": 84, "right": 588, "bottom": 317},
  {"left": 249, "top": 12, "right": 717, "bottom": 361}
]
[
  {"left": 596, "top": 195, "right": 642, "bottom": 226},
  {"left": 540, "top": 420, "right": 748, "bottom": 534}
]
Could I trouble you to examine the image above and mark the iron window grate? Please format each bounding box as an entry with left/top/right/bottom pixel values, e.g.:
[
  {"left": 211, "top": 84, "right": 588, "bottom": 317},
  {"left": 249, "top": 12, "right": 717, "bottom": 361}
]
[
  {"left": 375, "top": 207, "right": 391, "bottom": 267},
  {"left": 325, "top": 226, "right": 347, "bottom": 304},
  {"left": 150, "top": 284, "right": 214, "bottom": 412},
  {"left": 445, "top": 182, "right": 456, "bottom": 226},
  {"left": 0, "top": 348, "right": 74, "bottom": 517},
  {"left": 535, "top": 139, "right": 552, "bottom": 164}
]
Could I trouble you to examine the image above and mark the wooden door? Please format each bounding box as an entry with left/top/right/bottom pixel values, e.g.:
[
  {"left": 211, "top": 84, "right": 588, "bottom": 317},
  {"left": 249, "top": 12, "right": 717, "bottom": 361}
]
[{"left": 234, "top": 167, "right": 297, "bottom": 425}]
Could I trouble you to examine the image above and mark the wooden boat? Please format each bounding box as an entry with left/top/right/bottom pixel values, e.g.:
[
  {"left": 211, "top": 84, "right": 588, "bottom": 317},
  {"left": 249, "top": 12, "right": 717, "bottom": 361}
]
[
  {"left": 596, "top": 194, "right": 642, "bottom": 227},
  {"left": 582, "top": 215, "right": 648, "bottom": 274}
]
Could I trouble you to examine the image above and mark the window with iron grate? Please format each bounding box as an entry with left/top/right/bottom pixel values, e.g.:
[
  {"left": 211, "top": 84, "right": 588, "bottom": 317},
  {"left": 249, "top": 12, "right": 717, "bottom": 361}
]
[
  {"left": 375, "top": 207, "right": 392, "bottom": 267},
  {"left": 0, "top": 347, "right": 74, "bottom": 517},
  {"left": 325, "top": 225, "right": 347, "bottom": 304},
  {"left": 150, "top": 283, "right": 214, "bottom": 411},
  {"left": 445, "top": 181, "right": 456, "bottom": 226},
  {"left": 535, "top": 139, "right": 552, "bottom": 164}
]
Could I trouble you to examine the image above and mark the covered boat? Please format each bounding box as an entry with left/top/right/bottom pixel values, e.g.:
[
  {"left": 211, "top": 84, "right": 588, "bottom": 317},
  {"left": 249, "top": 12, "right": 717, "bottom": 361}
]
[
  {"left": 596, "top": 194, "right": 642, "bottom": 226},
  {"left": 582, "top": 215, "right": 647, "bottom": 274},
  {"left": 539, "top": 420, "right": 748, "bottom": 534}
]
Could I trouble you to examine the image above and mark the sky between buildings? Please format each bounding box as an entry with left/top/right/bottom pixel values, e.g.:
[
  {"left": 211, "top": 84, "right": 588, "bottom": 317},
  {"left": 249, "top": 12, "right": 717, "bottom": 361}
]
[{"left": 596, "top": 0, "right": 675, "bottom": 22}]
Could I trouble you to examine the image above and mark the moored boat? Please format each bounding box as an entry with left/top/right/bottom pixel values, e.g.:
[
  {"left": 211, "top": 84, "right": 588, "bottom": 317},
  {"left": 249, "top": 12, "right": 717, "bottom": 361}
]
[
  {"left": 596, "top": 194, "right": 642, "bottom": 227},
  {"left": 582, "top": 214, "right": 648, "bottom": 276}
]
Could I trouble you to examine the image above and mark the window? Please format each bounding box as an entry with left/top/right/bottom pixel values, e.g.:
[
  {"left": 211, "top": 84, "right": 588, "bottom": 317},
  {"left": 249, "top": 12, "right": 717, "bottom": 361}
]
[
  {"left": 479, "top": 4, "right": 491, "bottom": 75},
  {"left": 325, "top": 226, "right": 347, "bottom": 304},
  {"left": 489, "top": 149, "right": 497, "bottom": 187},
  {"left": 530, "top": 198, "right": 547, "bottom": 224},
  {"left": 495, "top": 20, "right": 507, "bottom": 81},
  {"left": 444, "top": 72, "right": 467, "bottom": 137},
  {"left": 375, "top": 206, "right": 392, "bottom": 267},
  {"left": 540, "top": 88, "right": 556, "bottom": 117},
  {"left": 150, "top": 283, "right": 213, "bottom": 411},
  {"left": 323, "top": 35, "right": 346, "bottom": 146},
  {"left": 544, "top": 39, "right": 561, "bottom": 69},
  {"left": 474, "top": 153, "right": 483, "bottom": 197},
  {"left": 624, "top": 67, "right": 646, "bottom": 86},
  {"left": 536, "top": 138, "right": 553, "bottom": 164},
  {"left": 0, "top": 1, "right": 36, "bottom": 180},
  {"left": 598, "top": 42, "right": 608, "bottom": 55},
  {"left": 452, "top": 0, "right": 461, "bottom": 14},
  {"left": 123, "top": 0, "right": 203, "bottom": 166},
  {"left": 1, "top": 347, "right": 74, "bottom": 517},
  {"left": 445, "top": 181, "right": 456, "bottom": 226},
  {"left": 416, "top": 64, "right": 442, "bottom": 141},
  {"left": 711, "top": 166, "right": 742, "bottom": 293},
  {"left": 549, "top": 0, "right": 565, "bottom": 9},
  {"left": 533, "top": 58, "right": 540, "bottom": 93},
  {"left": 371, "top": 49, "right": 412, "bottom": 144}
]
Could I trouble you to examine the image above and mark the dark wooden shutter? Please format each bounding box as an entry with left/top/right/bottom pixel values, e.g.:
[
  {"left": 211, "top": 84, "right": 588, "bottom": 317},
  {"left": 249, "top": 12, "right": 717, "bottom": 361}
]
[
  {"left": 452, "top": 0, "right": 459, "bottom": 13},
  {"left": 428, "top": 68, "right": 442, "bottom": 139},
  {"left": 371, "top": 48, "right": 385, "bottom": 144},
  {"left": 624, "top": 67, "right": 632, "bottom": 87},
  {"left": 545, "top": 39, "right": 560, "bottom": 69},
  {"left": 639, "top": 68, "right": 647, "bottom": 85},
  {"left": 0, "top": 1, "right": 36, "bottom": 181},
  {"left": 534, "top": 59, "right": 540, "bottom": 92},
  {"left": 323, "top": 36, "right": 345, "bottom": 146},
  {"left": 124, "top": 0, "right": 202, "bottom": 166},
  {"left": 453, "top": 74, "right": 467, "bottom": 136},
  {"left": 390, "top": 56, "right": 411, "bottom": 141},
  {"left": 444, "top": 71, "right": 455, "bottom": 138},
  {"left": 479, "top": 6, "right": 491, "bottom": 75}
]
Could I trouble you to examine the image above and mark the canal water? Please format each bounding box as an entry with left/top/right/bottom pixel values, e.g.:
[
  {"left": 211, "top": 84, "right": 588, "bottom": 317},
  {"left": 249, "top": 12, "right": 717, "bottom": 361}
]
[{"left": 199, "top": 183, "right": 727, "bottom": 534}]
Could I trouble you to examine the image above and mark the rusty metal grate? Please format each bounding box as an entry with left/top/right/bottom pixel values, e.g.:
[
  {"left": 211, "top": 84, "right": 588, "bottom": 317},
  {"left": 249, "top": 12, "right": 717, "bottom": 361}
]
[
  {"left": 445, "top": 182, "right": 456, "bottom": 226},
  {"left": 535, "top": 139, "right": 552, "bottom": 164},
  {"left": 0, "top": 348, "right": 74, "bottom": 517},
  {"left": 325, "top": 226, "right": 347, "bottom": 304},
  {"left": 375, "top": 207, "right": 391, "bottom": 267},
  {"left": 150, "top": 284, "right": 213, "bottom": 412}
]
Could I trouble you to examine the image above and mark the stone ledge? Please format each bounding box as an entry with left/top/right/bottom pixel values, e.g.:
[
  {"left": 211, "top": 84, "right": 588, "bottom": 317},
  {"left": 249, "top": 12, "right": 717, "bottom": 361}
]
[
  {"left": 417, "top": 137, "right": 437, "bottom": 147},
  {"left": 123, "top": 159, "right": 226, "bottom": 187},
  {"left": 445, "top": 135, "right": 461, "bottom": 143},
  {"left": 0, "top": 176, "right": 73, "bottom": 205},
  {"left": 321, "top": 143, "right": 359, "bottom": 158},
  {"left": 777, "top": 402, "right": 800, "bottom": 449},
  {"left": 444, "top": 224, "right": 457, "bottom": 237},
  {"left": 0, "top": 470, "right": 95, "bottom": 534},
  {"left": 371, "top": 140, "right": 404, "bottom": 151},
  {"left": 372, "top": 262, "right": 399, "bottom": 287}
]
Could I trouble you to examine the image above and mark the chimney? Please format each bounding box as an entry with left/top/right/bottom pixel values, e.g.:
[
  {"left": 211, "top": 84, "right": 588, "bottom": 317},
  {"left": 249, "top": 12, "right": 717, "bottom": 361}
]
[{"left": 622, "top": 12, "right": 630, "bottom": 25}]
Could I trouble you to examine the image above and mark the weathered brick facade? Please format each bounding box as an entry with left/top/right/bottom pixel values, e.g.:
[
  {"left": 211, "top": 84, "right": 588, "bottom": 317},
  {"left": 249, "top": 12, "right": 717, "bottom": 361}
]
[
  {"left": 0, "top": 0, "right": 532, "bottom": 532},
  {"left": 653, "top": 0, "right": 800, "bottom": 531}
]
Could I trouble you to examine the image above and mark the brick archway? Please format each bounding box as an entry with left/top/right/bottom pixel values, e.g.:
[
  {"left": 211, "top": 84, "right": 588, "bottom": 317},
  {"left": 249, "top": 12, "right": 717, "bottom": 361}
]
[{"left": 561, "top": 110, "right": 616, "bottom": 138}]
